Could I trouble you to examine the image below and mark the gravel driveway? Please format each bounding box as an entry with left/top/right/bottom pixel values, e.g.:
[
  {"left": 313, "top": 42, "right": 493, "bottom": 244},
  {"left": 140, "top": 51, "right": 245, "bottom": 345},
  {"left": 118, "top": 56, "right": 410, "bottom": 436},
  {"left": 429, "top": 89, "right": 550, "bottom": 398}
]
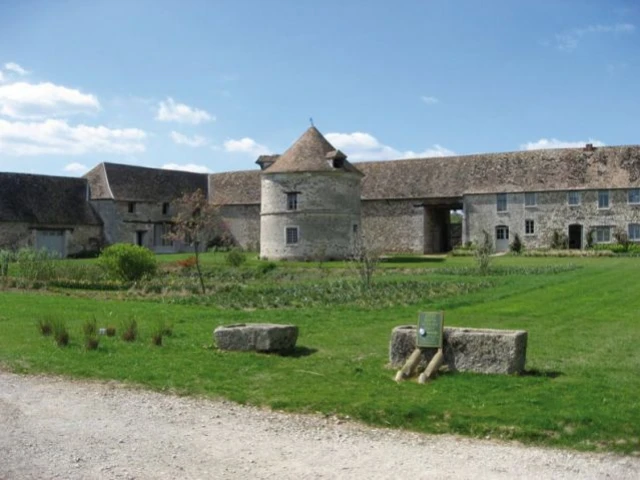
[{"left": 1, "top": 371, "right": 638, "bottom": 479}]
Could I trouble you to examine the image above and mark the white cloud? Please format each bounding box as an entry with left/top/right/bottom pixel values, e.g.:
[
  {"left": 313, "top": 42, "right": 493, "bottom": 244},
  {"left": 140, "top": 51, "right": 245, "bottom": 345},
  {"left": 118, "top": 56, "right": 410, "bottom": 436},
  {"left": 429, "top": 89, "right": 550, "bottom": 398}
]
[
  {"left": 156, "top": 97, "right": 213, "bottom": 124},
  {"left": 554, "top": 23, "right": 635, "bottom": 52},
  {"left": 420, "top": 96, "right": 439, "bottom": 105},
  {"left": 4, "top": 62, "right": 29, "bottom": 76},
  {"left": 0, "top": 118, "right": 146, "bottom": 156},
  {"left": 0, "top": 71, "right": 4, "bottom": 83},
  {"left": 161, "top": 163, "right": 212, "bottom": 173},
  {"left": 170, "top": 131, "right": 208, "bottom": 147},
  {"left": 0, "top": 81, "right": 100, "bottom": 119},
  {"left": 520, "top": 138, "right": 606, "bottom": 150},
  {"left": 325, "top": 132, "right": 455, "bottom": 161},
  {"left": 223, "top": 137, "right": 270, "bottom": 156},
  {"left": 64, "top": 162, "right": 88, "bottom": 173}
]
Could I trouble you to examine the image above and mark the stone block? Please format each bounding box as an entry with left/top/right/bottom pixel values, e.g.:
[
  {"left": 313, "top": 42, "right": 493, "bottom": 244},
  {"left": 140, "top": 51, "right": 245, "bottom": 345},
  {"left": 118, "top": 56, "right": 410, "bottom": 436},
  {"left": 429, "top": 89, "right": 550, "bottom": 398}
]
[
  {"left": 214, "top": 323, "right": 298, "bottom": 353},
  {"left": 389, "top": 325, "right": 527, "bottom": 374}
]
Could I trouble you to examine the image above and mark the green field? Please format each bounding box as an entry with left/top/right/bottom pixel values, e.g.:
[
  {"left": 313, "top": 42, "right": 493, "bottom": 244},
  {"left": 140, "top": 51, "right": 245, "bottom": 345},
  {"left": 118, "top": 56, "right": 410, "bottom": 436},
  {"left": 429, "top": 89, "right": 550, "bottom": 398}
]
[{"left": 1, "top": 253, "right": 639, "bottom": 454}]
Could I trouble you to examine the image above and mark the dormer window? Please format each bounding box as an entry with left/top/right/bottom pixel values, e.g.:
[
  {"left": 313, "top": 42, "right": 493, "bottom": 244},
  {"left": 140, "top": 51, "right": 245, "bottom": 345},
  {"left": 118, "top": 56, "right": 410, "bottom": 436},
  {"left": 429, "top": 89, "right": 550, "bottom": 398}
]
[{"left": 286, "top": 192, "right": 298, "bottom": 210}]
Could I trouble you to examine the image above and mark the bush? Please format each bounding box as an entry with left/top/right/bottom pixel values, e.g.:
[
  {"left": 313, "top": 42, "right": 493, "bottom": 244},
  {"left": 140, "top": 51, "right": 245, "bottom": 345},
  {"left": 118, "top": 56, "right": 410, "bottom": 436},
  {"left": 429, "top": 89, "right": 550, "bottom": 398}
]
[
  {"left": 106, "top": 326, "right": 117, "bottom": 337},
  {"left": 52, "top": 320, "right": 69, "bottom": 347},
  {"left": 0, "top": 249, "right": 15, "bottom": 278},
  {"left": 474, "top": 230, "right": 494, "bottom": 275},
  {"left": 510, "top": 234, "right": 524, "bottom": 254},
  {"left": 37, "top": 317, "right": 53, "bottom": 336},
  {"left": 16, "top": 248, "right": 58, "bottom": 281},
  {"left": 83, "top": 317, "right": 97, "bottom": 337},
  {"left": 99, "top": 243, "right": 157, "bottom": 282},
  {"left": 121, "top": 317, "right": 138, "bottom": 342},
  {"left": 85, "top": 335, "right": 100, "bottom": 350},
  {"left": 257, "top": 262, "right": 277, "bottom": 275},
  {"left": 226, "top": 249, "right": 246, "bottom": 267},
  {"left": 550, "top": 230, "right": 568, "bottom": 250}
]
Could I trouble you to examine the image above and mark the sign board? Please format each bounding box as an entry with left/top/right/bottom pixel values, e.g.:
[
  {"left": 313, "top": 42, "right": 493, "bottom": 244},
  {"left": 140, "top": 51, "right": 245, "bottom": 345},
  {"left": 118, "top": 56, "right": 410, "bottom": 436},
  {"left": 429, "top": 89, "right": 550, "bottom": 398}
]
[{"left": 416, "top": 311, "right": 444, "bottom": 348}]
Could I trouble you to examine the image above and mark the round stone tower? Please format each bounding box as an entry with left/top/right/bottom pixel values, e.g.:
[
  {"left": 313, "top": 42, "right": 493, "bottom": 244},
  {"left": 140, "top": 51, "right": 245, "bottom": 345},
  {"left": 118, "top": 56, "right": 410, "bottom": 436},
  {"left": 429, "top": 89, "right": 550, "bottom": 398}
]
[{"left": 258, "top": 126, "right": 364, "bottom": 260}]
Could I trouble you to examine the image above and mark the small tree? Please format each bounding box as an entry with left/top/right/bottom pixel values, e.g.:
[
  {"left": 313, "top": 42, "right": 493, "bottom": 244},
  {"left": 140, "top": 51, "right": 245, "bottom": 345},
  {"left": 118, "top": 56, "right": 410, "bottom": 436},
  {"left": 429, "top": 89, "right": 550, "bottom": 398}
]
[
  {"left": 166, "top": 189, "right": 224, "bottom": 294},
  {"left": 350, "top": 231, "right": 383, "bottom": 289},
  {"left": 475, "top": 230, "right": 494, "bottom": 275},
  {"left": 509, "top": 233, "right": 524, "bottom": 255}
]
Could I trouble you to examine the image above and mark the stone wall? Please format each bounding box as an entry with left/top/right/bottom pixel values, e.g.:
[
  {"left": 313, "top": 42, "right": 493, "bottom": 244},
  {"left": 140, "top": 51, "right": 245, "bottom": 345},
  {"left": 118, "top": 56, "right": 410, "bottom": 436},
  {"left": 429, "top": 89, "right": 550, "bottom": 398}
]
[
  {"left": 220, "top": 204, "right": 260, "bottom": 250},
  {"left": 260, "top": 172, "right": 361, "bottom": 260},
  {"left": 361, "top": 199, "right": 424, "bottom": 253},
  {"left": 464, "top": 188, "right": 640, "bottom": 250},
  {"left": 0, "top": 222, "right": 102, "bottom": 257},
  {"left": 90, "top": 199, "right": 189, "bottom": 253}
]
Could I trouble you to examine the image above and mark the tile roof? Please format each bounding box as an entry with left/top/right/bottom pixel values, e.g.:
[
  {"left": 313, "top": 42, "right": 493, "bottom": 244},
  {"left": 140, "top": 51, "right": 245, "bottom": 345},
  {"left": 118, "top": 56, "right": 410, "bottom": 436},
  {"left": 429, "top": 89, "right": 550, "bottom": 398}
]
[
  {"left": 85, "top": 163, "right": 209, "bottom": 202},
  {"left": 0, "top": 173, "right": 101, "bottom": 225},
  {"left": 264, "top": 126, "right": 363, "bottom": 175}
]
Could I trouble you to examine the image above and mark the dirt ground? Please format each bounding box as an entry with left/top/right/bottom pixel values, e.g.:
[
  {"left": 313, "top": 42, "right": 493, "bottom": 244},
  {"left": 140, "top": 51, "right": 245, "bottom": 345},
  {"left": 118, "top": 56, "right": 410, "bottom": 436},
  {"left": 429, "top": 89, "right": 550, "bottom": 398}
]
[{"left": 1, "top": 371, "right": 638, "bottom": 479}]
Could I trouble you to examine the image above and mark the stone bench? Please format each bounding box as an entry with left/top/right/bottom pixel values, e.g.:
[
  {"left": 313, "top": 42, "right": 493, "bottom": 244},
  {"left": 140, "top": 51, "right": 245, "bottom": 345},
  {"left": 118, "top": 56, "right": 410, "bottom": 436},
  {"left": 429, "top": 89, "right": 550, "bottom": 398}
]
[
  {"left": 214, "top": 323, "right": 298, "bottom": 353},
  {"left": 390, "top": 325, "right": 527, "bottom": 374}
]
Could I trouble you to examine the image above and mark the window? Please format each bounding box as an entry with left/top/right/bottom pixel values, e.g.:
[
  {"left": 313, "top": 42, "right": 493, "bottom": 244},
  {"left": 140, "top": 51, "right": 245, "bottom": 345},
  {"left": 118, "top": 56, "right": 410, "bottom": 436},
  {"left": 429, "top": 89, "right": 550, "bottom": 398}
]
[
  {"left": 628, "top": 189, "right": 640, "bottom": 205},
  {"left": 598, "top": 190, "right": 610, "bottom": 209},
  {"left": 285, "top": 227, "right": 299, "bottom": 245},
  {"left": 286, "top": 192, "right": 298, "bottom": 211},
  {"left": 496, "top": 226, "right": 509, "bottom": 240},
  {"left": 153, "top": 224, "right": 173, "bottom": 247},
  {"left": 629, "top": 224, "right": 640, "bottom": 241},
  {"left": 567, "top": 191, "right": 581, "bottom": 206},
  {"left": 524, "top": 192, "right": 537, "bottom": 207},
  {"left": 352, "top": 224, "right": 358, "bottom": 234},
  {"left": 162, "top": 202, "right": 170, "bottom": 215},
  {"left": 496, "top": 193, "right": 507, "bottom": 212},
  {"left": 128, "top": 202, "right": 136, "bottom": 213},
  {"left": 594, "top": 226, "right": 611, "bottom": 243},
  {"left": 525, "top": 219, "right": 535, "bottom": 235}
]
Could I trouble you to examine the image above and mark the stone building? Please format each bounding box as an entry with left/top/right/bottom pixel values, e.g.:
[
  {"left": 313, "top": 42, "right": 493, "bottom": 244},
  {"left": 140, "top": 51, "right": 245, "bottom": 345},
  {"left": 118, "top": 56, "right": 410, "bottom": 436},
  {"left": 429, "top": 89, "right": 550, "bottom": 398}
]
[
  {"left": 0, "top": 173, "right": 102, "bottom": 257},
  {"left": 2, "top": 130, "right": 639, "bottom": 257},
  {"left": 257, "top": 127, "right": 363, "bottom": 260},
  {"left": 84, "top": 163, "right": 208, "bottom": 253}
]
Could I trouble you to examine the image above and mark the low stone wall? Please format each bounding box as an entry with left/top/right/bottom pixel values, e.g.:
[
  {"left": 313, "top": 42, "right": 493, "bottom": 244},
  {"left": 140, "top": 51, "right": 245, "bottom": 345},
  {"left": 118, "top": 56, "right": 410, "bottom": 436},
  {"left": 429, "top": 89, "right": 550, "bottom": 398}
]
[
  {"left": 214, "top": 323, "right": 298, "bottom": 353},
  {"left": 389, "top": 325, "right": 527, "bottom": 374}
]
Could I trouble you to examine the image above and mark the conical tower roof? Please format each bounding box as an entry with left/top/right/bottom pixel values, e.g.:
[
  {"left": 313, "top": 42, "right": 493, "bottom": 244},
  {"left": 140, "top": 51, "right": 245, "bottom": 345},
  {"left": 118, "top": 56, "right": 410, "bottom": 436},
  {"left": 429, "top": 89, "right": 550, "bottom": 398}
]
[{"left": 264, "top": 126, "right": 363, "bottom": 175}]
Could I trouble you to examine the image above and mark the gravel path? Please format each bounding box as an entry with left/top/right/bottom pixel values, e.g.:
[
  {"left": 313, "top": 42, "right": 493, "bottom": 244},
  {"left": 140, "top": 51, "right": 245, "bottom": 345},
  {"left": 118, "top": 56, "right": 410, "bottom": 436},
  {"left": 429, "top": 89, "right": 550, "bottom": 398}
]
[{"left": 1, "top": 371, "right": 638, "bottom": 480}]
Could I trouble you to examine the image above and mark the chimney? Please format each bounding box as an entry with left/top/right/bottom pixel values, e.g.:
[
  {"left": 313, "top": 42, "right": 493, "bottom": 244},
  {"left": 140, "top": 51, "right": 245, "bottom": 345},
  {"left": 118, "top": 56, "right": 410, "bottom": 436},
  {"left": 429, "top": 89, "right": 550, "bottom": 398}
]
[{"left": 584, "top": 143, "right": 595, "bottom": 152}]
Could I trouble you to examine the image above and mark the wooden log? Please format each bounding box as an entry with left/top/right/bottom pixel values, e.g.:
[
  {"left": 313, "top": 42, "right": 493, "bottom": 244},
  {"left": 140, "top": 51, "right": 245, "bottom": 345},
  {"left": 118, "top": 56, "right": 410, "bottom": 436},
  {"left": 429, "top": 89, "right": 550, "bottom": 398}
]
[
  {"left": 418, "top": 348, "right": 444, "bottom": 384},
  {"left": 394, "top": 348, "right": 423, "bottom": 382}
]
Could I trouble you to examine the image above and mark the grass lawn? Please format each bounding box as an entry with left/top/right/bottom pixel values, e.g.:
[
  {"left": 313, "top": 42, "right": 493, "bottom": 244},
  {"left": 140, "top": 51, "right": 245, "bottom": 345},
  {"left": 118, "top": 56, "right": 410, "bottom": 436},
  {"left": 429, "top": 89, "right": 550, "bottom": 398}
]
[{"left": 0, "top": 253, "right": 639, "bottom": 454}]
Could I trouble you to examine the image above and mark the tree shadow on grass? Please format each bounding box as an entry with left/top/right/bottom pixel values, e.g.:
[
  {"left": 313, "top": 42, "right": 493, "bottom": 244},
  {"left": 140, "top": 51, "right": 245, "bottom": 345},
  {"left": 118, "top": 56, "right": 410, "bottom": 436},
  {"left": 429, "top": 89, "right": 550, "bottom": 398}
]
[{"left": 279, "top": 346, "right": 318, "bottom": 358}]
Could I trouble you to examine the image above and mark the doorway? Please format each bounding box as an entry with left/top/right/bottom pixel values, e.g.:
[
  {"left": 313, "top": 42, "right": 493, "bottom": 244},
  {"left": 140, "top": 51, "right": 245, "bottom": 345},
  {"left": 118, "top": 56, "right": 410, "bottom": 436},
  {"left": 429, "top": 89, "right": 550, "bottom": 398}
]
[
  {"left": 568, "top": 224, "right": 583, "bottom": 249},
  {"left": 495, "top": 225, "right": 509, "bottom": 252},
  {"left": 136, "top": 231, "right": 146, "bottom": 246}
]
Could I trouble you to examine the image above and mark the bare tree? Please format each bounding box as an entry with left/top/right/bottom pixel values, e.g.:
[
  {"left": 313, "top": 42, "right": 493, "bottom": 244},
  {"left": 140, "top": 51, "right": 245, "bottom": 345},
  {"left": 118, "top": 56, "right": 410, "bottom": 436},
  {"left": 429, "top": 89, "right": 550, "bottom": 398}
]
[
  {"left": 350, "top": 230, "right": 384, "bottom": 288},
  {"left": 165, "top": 189, "right": 225, "bottom": 294}
]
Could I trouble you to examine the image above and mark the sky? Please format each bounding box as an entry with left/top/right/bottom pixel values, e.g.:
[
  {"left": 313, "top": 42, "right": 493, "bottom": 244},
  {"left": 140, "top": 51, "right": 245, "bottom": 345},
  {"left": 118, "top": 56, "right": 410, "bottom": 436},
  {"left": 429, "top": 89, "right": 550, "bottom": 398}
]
[{"left": 0, "top": 0, "right": 638, "bottom": 177}]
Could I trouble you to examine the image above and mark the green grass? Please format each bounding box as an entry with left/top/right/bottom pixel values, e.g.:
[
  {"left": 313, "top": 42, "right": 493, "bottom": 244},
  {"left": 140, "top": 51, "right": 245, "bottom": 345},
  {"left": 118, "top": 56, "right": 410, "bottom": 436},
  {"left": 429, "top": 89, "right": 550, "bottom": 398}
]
[{"left": 0, "top": 255, "right": 639, "bottom": 454}]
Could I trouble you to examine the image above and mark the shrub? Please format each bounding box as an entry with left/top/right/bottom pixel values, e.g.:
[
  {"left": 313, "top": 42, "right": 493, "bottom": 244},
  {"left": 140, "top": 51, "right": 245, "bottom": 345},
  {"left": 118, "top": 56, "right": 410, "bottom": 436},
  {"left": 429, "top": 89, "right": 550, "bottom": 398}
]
[
  {"left": 510, "top": 233, "right": 524, "bottom": 255},
  {"left": 0, "top": 249, "right": 15, "bottom": 278},
  {"left": 106, "top": 326, "right": 117, "bottom": 337},
  {"left": 83, "top": 317, "right": 98, "bottom": 337},
  {"left": 85, "top": 335, "right": 100, "bottom": 350},
  {"left": 474, "top": 230, "right": 494, "bottom": 275},
  {"left": 52, "top": 320, "right": 69, "bottom": 347},
  {"left": 585, "top": 228, "right": 595, "bottom": 249},
  {"left": 226, "top": 249, "right": 246, "bottom": 267},
  {"left": 121, "top": 317, "right": 138, "bottom": 342},
  {"left": 151, "top": 322, "right": 164, "bottom": 346},
  {"left": 257, "top": 262, "right": 277, "bottom": 275},
  {"left": 16, "top": 248, "right": 58, "bottom": 282},
  {"left": 550, "top": 230, "right": 568, "bottom": 250},
  {"left": 99, "top": 243, "right": 157, "bottom": 282},
  {"left": 37, "top": 317, "right": 53, "bottom": 336}
]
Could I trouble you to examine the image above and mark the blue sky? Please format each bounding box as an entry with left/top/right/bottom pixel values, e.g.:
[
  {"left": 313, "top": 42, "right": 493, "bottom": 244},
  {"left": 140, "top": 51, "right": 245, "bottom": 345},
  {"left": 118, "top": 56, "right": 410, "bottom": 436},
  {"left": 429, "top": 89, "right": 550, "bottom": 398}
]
[{"left": 0, "top": 0, "right": 638, "bottom": 176}]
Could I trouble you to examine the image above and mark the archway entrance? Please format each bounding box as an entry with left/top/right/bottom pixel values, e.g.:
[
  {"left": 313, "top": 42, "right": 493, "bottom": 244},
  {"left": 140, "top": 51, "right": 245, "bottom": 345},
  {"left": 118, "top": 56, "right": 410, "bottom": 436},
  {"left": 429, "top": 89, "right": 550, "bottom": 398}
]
[{"left": 568, "top": 224, "right": 583, "bottom": 249}]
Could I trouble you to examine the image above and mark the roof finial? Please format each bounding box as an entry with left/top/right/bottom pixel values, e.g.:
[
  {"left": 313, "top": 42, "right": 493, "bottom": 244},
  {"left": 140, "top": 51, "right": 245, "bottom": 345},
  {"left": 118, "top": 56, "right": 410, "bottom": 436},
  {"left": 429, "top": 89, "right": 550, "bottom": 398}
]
[{"left": 309, "top": 117, "right": 314, "bottom": 127}]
